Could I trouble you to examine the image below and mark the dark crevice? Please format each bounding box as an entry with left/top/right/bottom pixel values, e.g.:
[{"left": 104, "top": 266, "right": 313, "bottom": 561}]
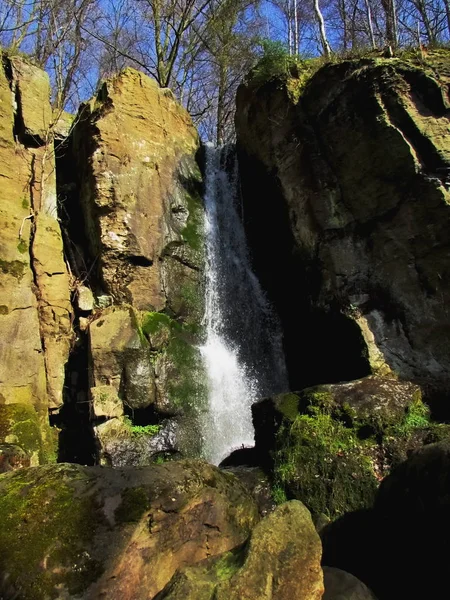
[
  {"left": 50, "top": 329, "right": 97, "bottom": 465},
  {"left": 123, "top": 403, "right": 162, "bottom": 427},
  {"left": 237, "top": 148, "right": 370, "bottom": 391},
  {"left": 125, "top": 255, "right": 153, "bottom": 267},
  {"left": 52, "top": 127, "right": 100, "bottom": 465}
]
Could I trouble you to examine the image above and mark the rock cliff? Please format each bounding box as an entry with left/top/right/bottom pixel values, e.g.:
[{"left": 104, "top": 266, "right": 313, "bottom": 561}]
[
  {"left": 0, "top": 55, "right": 72, "bottom": 465},
  {"left": 236, "top": 49, "right": 450, "bottom": 413},
  {"left": 0, "top": 58, "right": 206, "bottom": 467},
  {"left": 59, "top": 68, "right": 206, "bottom": 464}
]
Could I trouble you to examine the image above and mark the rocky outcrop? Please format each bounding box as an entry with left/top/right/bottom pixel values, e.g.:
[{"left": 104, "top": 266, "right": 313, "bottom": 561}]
[
  {"left": 0, "top": 460, "right": 259, "bottom": 600},
  {"left": 0, "top": 54, "right": 73, "bottom": 464},
  {"left": 157, "top": 500, "right": 324, "bottom": 600},
  {"left": 253, "top": 375, "right": 450, "bottom": 518},
  {"left": 57, "top": 68, "right": 206, "bottom": 463},
  {"left": 72, "top": 68, "right": 203, "bottom": 314},
  {"left": 321, "top": 440, "right": 450, "bottom": 599},
  {"left": 236, "top": 50, "right": 450, "bottom": 410}
]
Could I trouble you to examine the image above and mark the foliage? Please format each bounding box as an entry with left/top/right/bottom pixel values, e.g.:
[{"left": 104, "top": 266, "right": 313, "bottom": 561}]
[
  {"left": 123, "top": 416, "right": 161, "bottom": 437},
  {"left": 248, "top": 39, "right": 299, "bottom": 85}
]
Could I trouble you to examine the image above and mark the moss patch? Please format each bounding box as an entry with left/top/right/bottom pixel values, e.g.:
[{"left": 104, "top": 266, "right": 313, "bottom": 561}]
[
  {"left": 0, "top": 464, "right": 102, "bottom": 599},
  {"left": 274, "top": 411, "right": 378, "bottom": 519},
  {"left": 181, "top": 190, "right": 204, "bottom": 252},
  {"left": 272, "top": 383, "right": 441, "bottom": 518},
  {"left": 114, "top": 486, "right": 150, "bottom": 523},
  {"left": 0, "top": 258, "right": 26, "bottom": 280},
  {"left": 17, "top": 239, "right": 28, "bottom": 254},
  {"left": 0, "top": 404, "right": 57, "bottom": 465}
]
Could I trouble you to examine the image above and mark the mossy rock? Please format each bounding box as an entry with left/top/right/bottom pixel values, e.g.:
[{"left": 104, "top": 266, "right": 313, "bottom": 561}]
[
  {"left": 158, "top": 500, "right": 323, "bottom": 600},
  {"left": 0, "top": 403, "right": 57, "bottom": 466},
  {"left": 143, "top": 312, "right": 207, "bottom": 417},
  {"left": 0, "top": 460, "right": 259, "bottom": 600},
  {"left": 267, "top": 377, "right": 443, "bottom": 519},
  {"left": 274, "top": 411, "right": 378, "bottom": 518},
  {"left": 0, "top": 464, "right": 103, "bottom": 599}
]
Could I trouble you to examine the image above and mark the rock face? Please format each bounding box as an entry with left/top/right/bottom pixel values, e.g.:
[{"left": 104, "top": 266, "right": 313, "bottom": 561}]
[
  {"left": 0, "top": 54, "right": 73, "bottom": 465},
  {"left": 236, "top": 50, "right": 450, "bottom": 410},
  {"left": 253, "top": 376, "right": 450, "bottom": 518},
  {"left": 321, "top": 440, "right": 450, "bottom": 599},
  {"left": 157, "top": 500, "right": 324, "bottom": 600},
  {"left": 0, "top": 460, "right": 259, "bottom": 600},
  {"left": 58, "top": 68, "right": 206, "bottom": 463},
  {"left": 73, "top": 69, "right": 203, "bottom": 314}
]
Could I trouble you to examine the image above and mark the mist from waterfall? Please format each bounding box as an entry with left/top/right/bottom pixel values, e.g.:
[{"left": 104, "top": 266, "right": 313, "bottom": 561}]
[{"left": 200, "top": 145, "right": 287, "bottom": 465}]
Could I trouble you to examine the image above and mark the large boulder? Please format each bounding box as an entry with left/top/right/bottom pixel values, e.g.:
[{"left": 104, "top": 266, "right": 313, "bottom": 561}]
[
  {"left": 157, "top": 500, "right": 324, "bottom": 600},
  {"left": 236, "top": 50, "right": 450, "bottom": 410},
  {"left": 0, "top": 54, "right": 72, "bottom": 464},
  {"left": 321, "top": 440, "right": 450, "bottom": 599},
  {"left": 253, "top": 376, "right": 450, "bottom": 518},
  {"left": 0, "top": 460, "right": 259, "bottom": 600}
]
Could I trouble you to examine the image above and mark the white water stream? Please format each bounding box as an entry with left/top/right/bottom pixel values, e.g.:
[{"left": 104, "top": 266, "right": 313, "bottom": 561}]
[{"left": 200, "top": 145, "right": 287, "bottom": 465}]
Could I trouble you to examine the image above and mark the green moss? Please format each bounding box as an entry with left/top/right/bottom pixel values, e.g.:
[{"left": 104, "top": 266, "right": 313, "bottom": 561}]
[
  {"left": 142, "top": 311, "right": 175, "bottom": 336},
  {"left": 17, "top": 239, "right": 28, "bottom": 254},
  {"left": 393, "top": 398, "right": 430, "bottom": 435},
  {"left": 166, "top": 332, "right": 207, "bottom": 411},
  {"left": 0, "top": 465, "right": 102, "bottom": 599},
  {"left": 0, "top": 404, "right": 58, "bottom": 464},
  {"left": 274, "top": 393, "right": 300, "bottom": 421},
  {"left": 123, "top": 416, "right": 161, "bottom": 437},
  {"left": 0, "top": 258, "right": 26, "bottom": 280},
  {"left": 179, "top": 279, "right": 204, "bottom": 324},
  {"left": 181, "top": 190, "right": 204, "bottom": 252},
  {"left": 114, "top": 486, "right": 149, "bottom": 523},
  {"left": 21, "top": 197, "right": 29, "bottom": 209},
  {"left": 274, "top": 412, "right": 378, "bottom": 519},
  {"left": 212, "top": 549, "right": 243, "bottom": 581},
  {"left": 272, "top": 485, "right": 288, "bottom": 505}
]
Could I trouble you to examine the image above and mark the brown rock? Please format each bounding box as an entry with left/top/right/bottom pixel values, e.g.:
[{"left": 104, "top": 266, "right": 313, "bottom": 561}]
[
  {"left": 158, "top": 500, "right": 324, "bottom": 600},
  {"left": 10, "top": 56, "right": 52, "bottom": 143},
  {"left": 73, "top": 68, "right": 204, "bottom": 313},
  {"left": 0, "top": 56, "right": 72, "bottom": 448},
  {"left": 0, "top": 460, "right": 259, "bottom": 600},
  {"left": 88, "top": 306, "right": 156, "bottom": 409}
]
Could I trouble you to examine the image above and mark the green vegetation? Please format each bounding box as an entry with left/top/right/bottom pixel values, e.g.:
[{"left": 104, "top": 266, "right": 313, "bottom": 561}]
[
  {"left": 272, "top": 485, "right": 288, "bottom": 505},
  {"left": 17, "top": 238, "right": 28, "bottom": 254},
  {"left": 114, "top": 486, "right": 150, "bottom": 523},
  {"left": 0, "top": 465, "right": 102, "bottom": 599},
  {"left": 181, "top": 190, "right": 204, "bottom": 253},
  {"left": 21, "top": 196, "right": 29, "bottom": 209},
  {"left": 274, "top": 410, "right": 378, "bottom": 518},
  {"left": 393, "top": 398, "right": 430, "bottom": 435},
  {"left": 271, "top": 386, "right": 442, "bottom": 519},
  {"left": 0, "top": 403, "right": 58, "bottom": 464},
  {"left": 0, "top": 258, "right": 26, "bottom": 280},
  {"left": 123, "top": 416, "right": 161, "bottom": 437},
  {"left": 139, "top": 311, "right": 207, "bottom": 412}
]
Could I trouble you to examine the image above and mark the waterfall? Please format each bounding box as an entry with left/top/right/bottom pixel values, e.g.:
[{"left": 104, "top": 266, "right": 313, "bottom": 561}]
[{"left": 200, "top": 145, "right": 287, "bottom": 465}]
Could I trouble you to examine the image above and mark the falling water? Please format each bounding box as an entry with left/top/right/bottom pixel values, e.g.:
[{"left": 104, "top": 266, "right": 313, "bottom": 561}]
[{"left": 200, "top": 145, "right": 287, "bottom": 465}]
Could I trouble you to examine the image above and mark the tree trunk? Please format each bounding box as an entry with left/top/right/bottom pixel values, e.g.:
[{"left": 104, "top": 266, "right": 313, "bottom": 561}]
[
  {"left": 364, "top": 0, "right": 376, "bottom": 49},
  {"left": 314, "top": 0, "right": 331, "bottom": 57}
]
